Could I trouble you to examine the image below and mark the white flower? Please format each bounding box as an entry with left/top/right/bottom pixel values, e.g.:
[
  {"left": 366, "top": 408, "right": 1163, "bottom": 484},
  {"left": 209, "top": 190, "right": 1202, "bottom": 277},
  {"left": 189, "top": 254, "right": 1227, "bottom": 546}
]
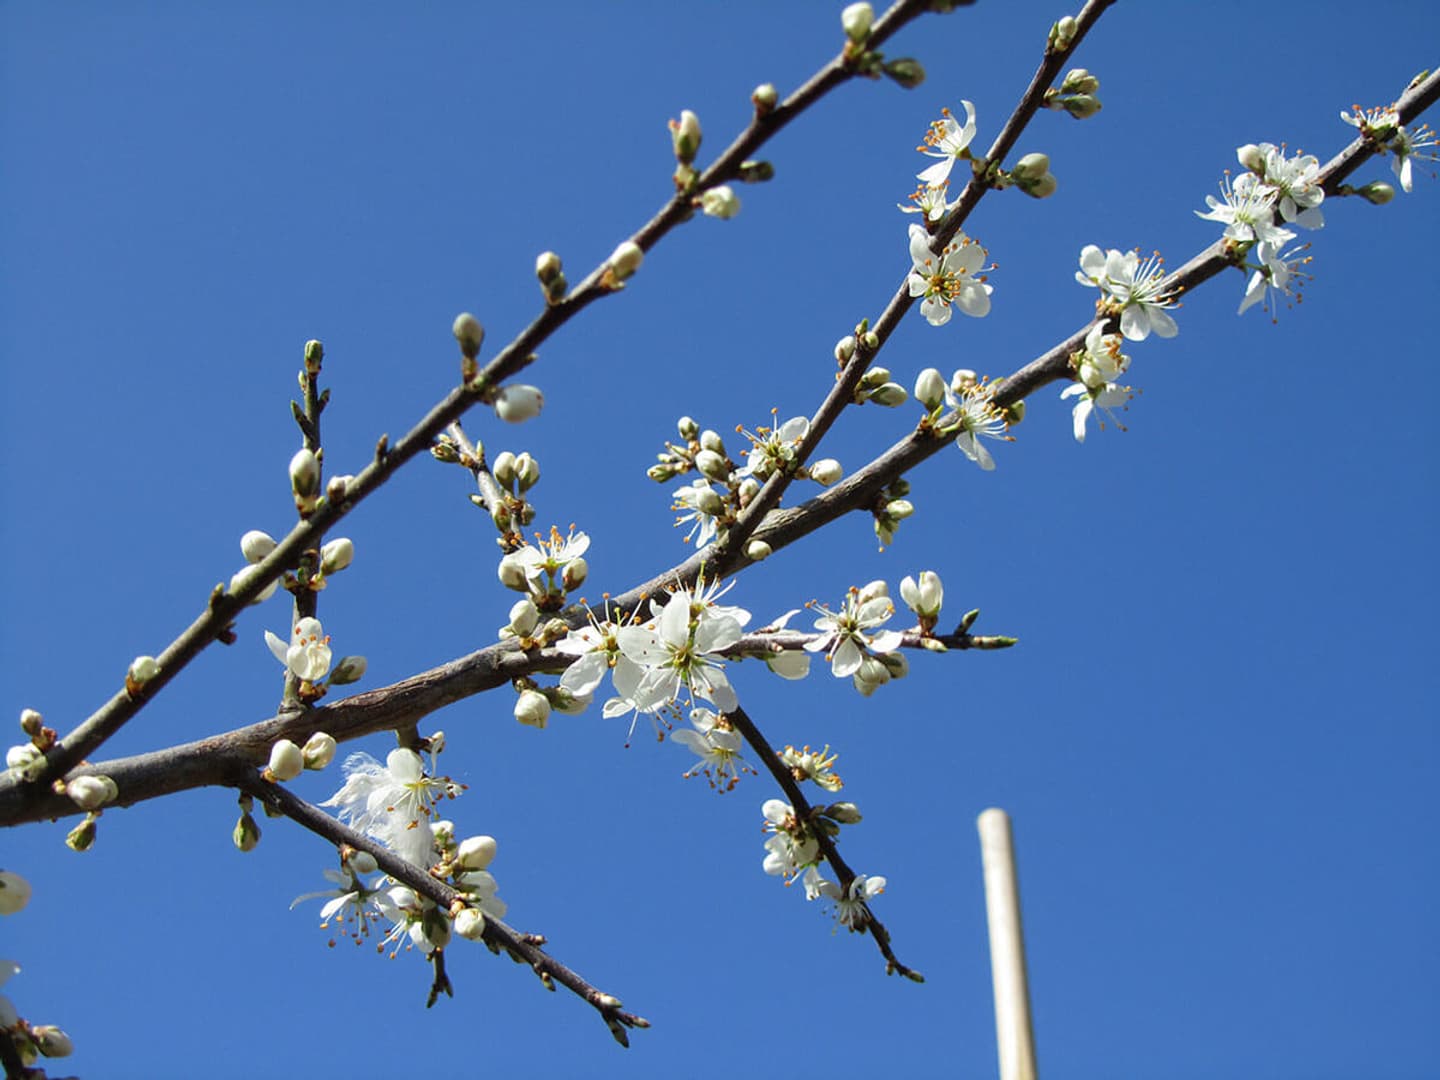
[
  {"left": 1256, "top": 143, "right": 1325, "bottom": 228},
  {"left": 500, "top": 526, "right": 590, "bottom": 603},
  {"left": 760, "top": 799, "right": 819, "bottom": 882},
  {"left": 671, "top": 707, "right": 750, "bottom": 790},
  {"left": 1195, "top": 173, "right": 1295, "bottom": 259},
  {"left": 916, "top": 101, "right": 978, "bottom": 186},
  {"left": 899, "top": 571, "right": 944, "bottom": 623},
  {"left": 805, "top": 587, "right": 905, "bottom": 678},
  {"left": 672, "top": 479, "right": 725, "bottom": 549},
  {"left": 616, "top": 584, "right": 744, "bottom": 713},
  {"left": 907, "top": 223, "right": 992, "bottom": 326},
  {"left": 264, "top": 616, "right": 333, "bottom": 682},
  {"left": 898, "top": 180, "right": 958, "bottom": 221},
  {"left": 1061, "top": 382, "right": 1131, "bottom": 443},
  {"left": 1389, "top": 121, "right": 1438, "bottom": 193},
  {"left": 942, "top": 380, "right": 1009, "bottom": 471},
  {"left": 1075, "top": 245, "right": 1179, "bottom": 341},
  {"left": 320, "top": 747, "right": 463, "bottom": 868},
  {"left": 291, "top": 865, "right": 402, "bottom": 943},
  {"left": 1238, "top": 240, "right": 1312, "bottom": 318},
  {"left": 699, "top": 185, "right": 741, "bottom": 219},
  {"left": 0, "top": 870, "right": 31, "bottom": 915},
  {"left": 803, "top": 867, "right": 887, "bottom": 930},
  {"left": 1061, "top": 324, "right": 1133, "bottom": 443},
  {"left": 736, "top": 415, "right": 809, "bottom": 481},
  {"left": 456, "top": 867, "right": 508, "bottom": 921}
]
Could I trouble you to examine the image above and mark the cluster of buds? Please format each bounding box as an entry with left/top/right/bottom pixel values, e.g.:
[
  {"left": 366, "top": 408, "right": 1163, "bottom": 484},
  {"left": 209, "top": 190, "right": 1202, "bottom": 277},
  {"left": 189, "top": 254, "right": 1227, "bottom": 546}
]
[
  {"left": 535, "top": 251, "right": 567, "bottom": 305},
  {"left": 5, "top": 710, "right": 55, "bottom": 784},
  {"left": 1043, "top": 67, "right": 1101, "bottom": 119},
  {"left": 263, "top": 731, "right": 338, "bottom": 782},
  {"left": 871, "top": 477, "right": 913, "bottom": 548},
  {"left": 839, "top": 3, "right": 927, "bottom": 89},
  {"left": 853, "top": 365, "right": 908, "bottom": 407},
  {"left": 1341, "top": 103, "right": 1437, "bottom": 194},
  {"left": 670, "top": 109, "right": 702, "bottom": 191},
  {"left": 1008, "top": 151, "right": 1057, "bottom": 198},
  {"left": 1047, "top": 14, "right": 1078, "bottom": 53},
  {"left": 497, "top": 525, "right": 589, "bottom": 612},
  {"left": 484, "top": 449, "right": 541, "bottom": 540}
]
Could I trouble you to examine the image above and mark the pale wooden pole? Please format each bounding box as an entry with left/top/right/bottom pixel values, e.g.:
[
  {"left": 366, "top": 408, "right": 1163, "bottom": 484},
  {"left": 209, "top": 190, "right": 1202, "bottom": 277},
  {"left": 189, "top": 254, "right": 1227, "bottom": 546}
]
[{"left": 978, "top": 807, "right": 1038, "bottom": 1080}]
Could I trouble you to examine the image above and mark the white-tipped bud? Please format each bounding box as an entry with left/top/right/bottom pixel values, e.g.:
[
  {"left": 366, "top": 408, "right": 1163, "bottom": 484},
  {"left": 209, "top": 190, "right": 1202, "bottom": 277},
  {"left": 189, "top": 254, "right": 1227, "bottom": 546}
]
[
  {"left": 33, "top": 1026, "right": 73, "bottom": 1059},
  {"left": 229, "top": 567, "right": 279, "bottom": 606},
  {"left": 699, "top": 185, "right": 741, "bottom": 219},
  {"left": 1012, "top": 152, "right": 1050, "bottom": 180},
  {"left": 457, "top": 834, "right": 498, "bottom": 870},
  {"left": 951, "top": 368, "right": 978, "bottom": 394},
  {"left": 494, "top": 384, "right": 544, "bottom": 423},
  {"left": 329, "top": 655, "right": 367, "bottom": 685},
  {"left": 834, "top": 335, "right": 857, "bottom": 363},
  {"left": 498, "top": 552, "right": 529, "bottom": 592},
  {"left": 671, "top": 109, "right": 702, "bottom": 164},
  {"left": 326, "top": 474, "right": 356, "bottom": 505},
  {"left": 608, "top": 240, "right": 644, "bottom": 281},
  {"left": 19, "top": 708, "right": 44, "bottom": 736},
  {"left": 900, "top": 570, "right": 944, "bottom": 621},
  {"left": 1062, "top": 93, "right": 1101, "bottom": 119},
  {"left": 6, "top": 743, "right": 45, "bottom": 783},
  {"left": 302, "top": 732, "right": 337, "bottom": 770},
  {"left": 509, "top": 598, "right": 540, "bottom": 637},
  {"left": 885, "top": 498, "right": 914, "bottom": 521},
  {"left": 128, "top": 655, "right": 161, "bottom": 686},
  {"left": 514, "top": 688, "right": 551, "bottom": 729},
  {"left": 841, "top": 1, "right": 874, "bottom": 42},
  {"left": 454, "top": 906, "right": 486, "bottom": 941},
  {"left": 695, "top": 485, "right": 725, "bottom": 517},
  {"left": 66, "top": 774, "right": 117, "bottom": 811},
  {"left": 1051, "top": 14, "right": 1078, "bottom": 52},
  {"left": 1236, "top": 143, "right": 1265, "bottom": 174},
  {"left": 562, "top": 556, "right": 588, "bottom": 592},
  {"left": 677, "top": 415, "right": 699, "bottom": 440},
  {"left": 289, "top": 448, "right": 321, "bottom": 498},
  {"left": 492, "top": 451, "right": 517, "bottom": 488},
  {"left": 348, "top": 850, "right": 378, "bottom": 874},
  {"left": 827, "top": 801, "right": 864, "bottom": 824},
  {"left": 914, "top": 368, "right": 946, "bottom": 412},
  {"left": 514, "top": 452, "right": 540, "bottom": 491},
  {"left": 266, "top": 739, "right": 304, "bottom": 782},
  {"left": 745, "top": 540, "right": 772, "bottom": 562},
  {"left": 452, "top": 313, "right": 485, "bottom": 359},
  {"left": 240, "top": 530, "right": 277, "bottom": 564},
  {"left": 1061, "top": 68, "right": 1099, "bottom": 95},
  {"left": 809, "top": 458, "right": 843, "bottom": 486},
  {"left": 868, "top": 383, "right": 909, "bottom": 407},
  {"left": 736, "top": 477, "right": 761, "bottom": 507},
  {"left": 752, "top": 83, "right": 778, "bottom": 114},
  {"left": 320, "top": 537, "right": 354, "bottom": 574},
  {"left": 0, "top": 870, "right": 32, "bottom": 915},
  {"left": 1025, "top": 172, "right": 1058, "bottom": 198},
  {"left": 699, "top": 429, "right": 725, "bottom": 454},
  {"left": 695, "top": 449, "right": 730, "bottom": 482},
  {"left": 535, "top": 251, "right": 563, "bottom": 285}
]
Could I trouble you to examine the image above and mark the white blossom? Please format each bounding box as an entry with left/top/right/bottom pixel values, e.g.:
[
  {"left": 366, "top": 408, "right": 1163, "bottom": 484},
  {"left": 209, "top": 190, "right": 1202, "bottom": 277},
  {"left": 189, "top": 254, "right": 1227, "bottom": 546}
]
[
  {"left": 898, "top": 180, "right": 958, "bottom": 221},
  {"left": 805, "top": 586, "right": 905, "bottom": 679},
  {"left": 1195, "top": 173, "right": 1295, "bottom": 259},
  {"left": 1075, "top": 245, "right": 1179, "bottom": 341},
  {"left": 907, "top": 223, "right": 992, "bottom": 326},
  {"left": 803, "top": 867, "right": 887, "bottom": 930},
  {"left": 320, "top": 746, "right": 463, "bottom": 868},
  {"left": 916, "top": 101, "right": 978, "bottom": 186},
  {"left": 264, "top": 616, "right": 333, "bottom": 682},
  {"left": 942, "top": 380, "right": 1010, "bottom": 471},
  {"left": 616, "top": 583, "right": 746, "bottom": 714},
  {"left": 1238, "top": 240, "right": 1312, "bottom": 318},
  {"left": 671, "top": 708, "right": 750, "bottom": 790}
]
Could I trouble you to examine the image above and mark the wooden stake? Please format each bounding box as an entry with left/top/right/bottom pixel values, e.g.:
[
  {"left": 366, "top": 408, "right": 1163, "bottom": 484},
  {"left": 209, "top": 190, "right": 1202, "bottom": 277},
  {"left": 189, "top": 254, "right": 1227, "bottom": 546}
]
[{"left": 978, "top": 807, "right": 1037, "bottom": 1080}]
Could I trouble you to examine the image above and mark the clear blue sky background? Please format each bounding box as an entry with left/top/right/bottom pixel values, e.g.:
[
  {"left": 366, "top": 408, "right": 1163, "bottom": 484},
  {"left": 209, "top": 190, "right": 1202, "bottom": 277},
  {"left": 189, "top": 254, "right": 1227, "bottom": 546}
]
[{"left": 3, "top": 3, "right": 1437, "bottom": 1078}]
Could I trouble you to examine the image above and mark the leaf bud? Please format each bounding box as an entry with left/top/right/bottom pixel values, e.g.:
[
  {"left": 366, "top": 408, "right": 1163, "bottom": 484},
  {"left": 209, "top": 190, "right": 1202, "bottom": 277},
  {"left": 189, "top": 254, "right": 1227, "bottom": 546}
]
[
  {"left": 751, "top": 83, "right": 778, "bottom": 115},
  {"left": 745, "top": 540, "right": 772, "bottom": 562},
  {"left": 514, "top": 688, "right": 551, "bottom": 729},
  {"left": 883, "top": 58, "right": 926, "bottom": 90},
  {"left": 240, "top": 530, "right": 278, "bottom": 564},
  {"left": 302, "top": 732, "right": 337, "bottom": 770},
  {"left": 67, "top": 814, "right": 99, "bottom": 852},
  {"left": 1359, "top": 181, "right": 1395, "bottom": 205},
  {"left": 320, "top": 537, "right": 354, "bottom": 574},
  {"left": 699, "top": 185, "right": 741, "bottom": 219},
  {"left": 914, "top": 368, "right": 946, "bottom": 412},
  {"left": 515, "top": 452, "right": 541, "bottom": 491},
  {"left": 494, "top": 384, "right": 545, "bottom": 424},
  {"left": 266, "top": 739, "right": 304, "bottom": 782},
  {"left": 737, "top": 159, "right": 775, "bottom": 183},
  {"left": 809, "top": 458, "right": 843, "bottom": 486},
  {"left": 1003, "top": 399, "right": 1026, "bottom": 424},
  {"left": 452, "top": 313, "right": 485, "bottom": 359},
  {"left": 695, "top": 449, "right": 730, "bottom": 483},
  {"left": 841, "top": 2, "right": 874, "bottom": 43},
  {"left": 670, "top": 109, "right": 702, "bottom": 165},
  {"left": 677, "top": 415, "right": 699, "bottom": 440},
  {"left": 303, "top": 339, "right": 325, "bottom": 373}
]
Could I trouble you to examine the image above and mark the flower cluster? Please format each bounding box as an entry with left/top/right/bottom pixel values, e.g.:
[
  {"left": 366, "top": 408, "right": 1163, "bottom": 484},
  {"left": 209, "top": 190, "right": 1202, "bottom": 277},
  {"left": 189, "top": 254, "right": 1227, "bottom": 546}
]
[
  {"left": 1074, "top": 245, "right": 1179, "bottom": 342},
  {"left": 806, "top": 580, "right": 906, "bottom": 694},
  {"left": 1060, "top": 324, "right": 1133, "bottom": 443},
  {"left": 498, "top": 526, "right": 590, "bottom": 610},
  {"left": 1341, "top": 105, "right": 1437, "bottom": 194},
  {"left": 320, "top": 740, "right": 465, "bottom": 869}
]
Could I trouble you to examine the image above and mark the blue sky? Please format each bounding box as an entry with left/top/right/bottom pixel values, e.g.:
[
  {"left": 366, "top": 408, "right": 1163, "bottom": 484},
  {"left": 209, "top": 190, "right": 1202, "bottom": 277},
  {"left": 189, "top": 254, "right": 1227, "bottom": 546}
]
[{"left": 2, "top": 3, "right": 1437, "bottom": 1078}]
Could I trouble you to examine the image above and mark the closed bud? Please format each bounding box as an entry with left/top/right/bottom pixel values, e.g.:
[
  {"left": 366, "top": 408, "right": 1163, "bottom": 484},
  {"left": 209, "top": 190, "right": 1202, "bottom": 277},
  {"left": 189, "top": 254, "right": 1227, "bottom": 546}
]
[
  {"left": 827, "top": 802, "right": 864, "bottom": 824},
  {"left": 514, "top": 688, "right": 551, "bottom": 729},
  {"left": 886, "top": 498, "right": 915, "bottom": 520},
  {"left": 900, "top": 570, "right": 944, "bottom": 620},
  {"left": 745, "top": 540, "right": 772, "bottom": 561},
  {"left": 700, "top": 429, "right": 726, "bottom": 454},
  {"left": 809, "top": 458, "right": 843, "bottom": 486},
  {"left": 648, "top": 462, "right": 681, "bottom": 482},
  {"left": 33, "top": 1026, "right": 73, "bottom": 1059},
  {"left": 951, "top": 368, "right": 978, "bottom": 393},
  {"left": 320, "top": 537, "right": 354, "bottom": 574},
  {"left": 1050, "top": 14, "right": 1078, "bottom": 52},
  {"left": 696, "top": 486, "right": 725, "bottom": 517},
  {"left": 6, "top": 743, "right": 45, "bottom": 783},
  {"left": 695, "top": 449, "right": 730, "bottom": 482},
  {"left": 348, "top": 849, "right": 378, "bottom": 874},
  {"left": 834, "top": 335, "right": 857, "bottom": 362},
  {"left": 326, "top": 474, "right": 355, "bottom": 505},
  {"left": 751, "top": 83, "right": 778, "bottom": 114},
  {"left": 492, "top": 451, "right": 517, "bottom": 488},
  {"left": 608, "top": 240, "right": 644, "bottom": 281},
  {"left": 736, "top": 477, "right": 761, "bottom": 507},
  {"left": 240, "top": 530, "right": 278, "bottom": 564},
  {"left": 289, "top": 448, "right": 321, "bottom": 498},
  {"left": 303, "top": 339, "right": 325, "bottom": 372},
  {"left": 914, "top": 368, "right": 946, "bottom": 412},
  {"left": 266, "top": 739, "right": 304, "bottom": 782},
  {"left": 880, "top": 651, "right": 909, "bottom": 678},
  {"left": 1063, "top": 93, "right": 1102, "bottom": 119},
  {"left": 671, "top": 109, "right": 702, "bottom": 164},
  {"left": 862, "top": 331, "right": 880, "bottom": 352},
  {"left": 452, "top": 313, "right": 485, "bottom": 359},
  {"left": 562, "top": 556, "right": 588, "bottom": 591},
  {"left": 128, "top": 655, "right": 161, "bottom": 687},
  {"left": 1012, "top": 152, "right": 1050, "bottom": 180},
  {"left": 329, "top": 655, "right": 367, "bottom": 685},
  {"left": 509, "top": 598, "right": 540, "bottom": 637},
  {"left": 841, "top": 2, "right": 874, "bottom": 42},
  {"left": 457, "top": 834, "right": 498, "bottom": 870},
  {"left": 535, "top": 251, "right": 563, "bottom": 285},
  {"left": 454, "top": 906, "right": 486, "bottom": 941},
  {"left": 68, "top": 815, "right": 99, "bottom": 852},
  {"left": 66, "top": 774, "right": 117, "bottom": 811},
  {"left": 550, "top": 686, "right": 590, "bottom": 715},
  {"left": 19, "top": 709, "right": 43, "bottom": 737},
  {"left": 1061, "top": 68, "right": 1099, "bottom": 95},
  {"left": 302, "top": 732, "right": 337, "bottom": 770},
  {"left": 699, "top": 185, "right": 741, "bottom": 219},
  {"left": 860, "top": 366, "right": 891, "bottom": 388},
  {"left": 883, "top": 58, "right": 926, "bottom": 89},
  {"left": 677, "top": 415, "right": 699, "bottom": 440},
  {"left": 868, "top": 382, "right": 909, "bottom": 407},
  {"left": 1003, "top": 399, "right": 1026, "bottom": 424},
  {"left": 1236, "top": 143, "right": 1265, "bottom": 174},
  {"left": 737, "top": 159, "right": 775, "bottom": 183},
  {"left": 515, "top": 452, "right": 540, "bottom": 491},
  {"left": 494, "top": 384, "right": 544, "bottom": 423},
  {"left": 1359, "top": 181, "right": 1395, "bottom": 205},
  {"left": 1023, "top": 171, "right": 1058, "bottom": 198}
]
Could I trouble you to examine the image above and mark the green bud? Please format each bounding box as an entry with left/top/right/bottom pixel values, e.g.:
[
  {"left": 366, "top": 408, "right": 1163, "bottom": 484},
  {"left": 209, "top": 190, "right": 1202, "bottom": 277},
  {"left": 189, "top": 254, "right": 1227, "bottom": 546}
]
[
  {"left": 514, "top": 452, "right": 540, "bottom": 491},
  {"left": 431, "top": 439, "right": 461, "bottom": 463},
  {"left": 303, "top": 339, "right": 324, "bottom": 373},
  {"left": 1063, "top": 93, "right": 1102, "bottom": 119},
  {"left": 883, "top": 58, "right": 926, "bottom": 90},
  {"left": 677, "top": 415, "right": 699, "bottom": 440},
  {"left": 737, "top": 159, "right": 775, "bottom": 183},
  {"left": 67, "top": 815, "right": 98, "bottom": 852},
  {"left": 868, "top": 382, "right": 909, "bottom": 407},
  {"left": 1359, "top": 181, "right": 1396, "bottom": 205},
  {"left": 826, "top": 801, "right": 863, "bottom": 824},
  {"left": 670, "top": 110, "right": 702, "bottom": 165},
  {"left": 1049, "top": 14, "right": 1078, "bottom": 52},
  {"left": 535, "top": 251, "right": 563, "bottom": 285},
  {"left": 1011, "top": 152, "right": 1050, "bottom": 180},
  {"left": 452, "top": 313, "right": 484, "bottom": 359},
  {"left": 1061, "top": 68, "right": 1099, "bottom": 95}
]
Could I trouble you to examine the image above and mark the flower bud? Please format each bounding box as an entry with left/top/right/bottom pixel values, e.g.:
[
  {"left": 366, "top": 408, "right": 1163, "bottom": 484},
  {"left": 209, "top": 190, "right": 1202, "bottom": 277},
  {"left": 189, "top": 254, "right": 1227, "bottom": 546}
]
[
  {"left": 809, "top": 458, "right": 843, "bottom": 486},
  {"left": 302, "top": 732, "right": 337, "bottom": 770},
  {"left": 1061, "top": 68, "right": 1099, "bottom": 95},
  {"left": 647, "top": 462, "right": 680, "bottom": 482},
  {"left": 1236, "top": 143, "right": 1265, "bottom": 174},
  {"left": 1012, "top": 152, "right": 1050, "bottom": 180},
  {"left": 677, "top": 415, "right": 699, "bottom": 440},
  {"left": 320, "top": 537, "right": 354, "bottom": 574},
  {"left": 737, "top": 477, "right": 761, "bottom": 507},
  {"left": 452, "top": 313, "right": 485, "bottom": 359},
  {"left": 454, "top": 906, "right": 486, "bottom": 941},
  {"left": 326, "top": 474, "right": 356, "bottom": 505},
  {"left": 128, "top": 655, "right": 161, "bottom": 687},
  {"left": 751, "top": 83, "right": 778, "bottom": 115},
  {"left": 0, "top": 869, "right": 33, "bottom": 915},
  {"left": 240, "top": 530, "right": 278, "bottom": 564},
  {"left": 535, "top": 251, "right": 563, "bottom": 285},
  {"left": 868, "top": 382, "right": 909, "bottom": 407},
  {"left": 699, "top": 185, "right": 741, "bottom": 219},
  {"left": 67, "top": 815, "right": 99, "bottom": 852},
  {"left": 562, "top": 556, "right": 588, "bottom": 592},
  {"left": 6, "top": 744, "right": 44, "bottom": 783},
  {"left": 508, "top": 598, "right": 540, "bottom": 638},
  {"left": 860, "top": 366, "right": 891, "bottom": 389},
  {"left": 1359, "top": 181, "right": 1395, "bottom": 205},
  {"left": 457, "top": 834, "right": 498, "bottom": 870},
  {"left": 1003, "top": 399, "right": 1026, "bottom": 424},
  {"left": 33, "top": 1026, "right": 73, "bottom": 1059},
  {"left": 841, "top": 2, "right": 873, "bottom": 42},
  {"left": 737, "top": 159, "right": 775, "bottom": 183},
  {"left": 914, "top": 368, "right": 946, "bottom": 412},
  {"left": 699, "top": 428, "right": 726, "bottom": 454},
  {"left": 514, "top": 688, "right": 551, "bottom": 729},
  {"left": 497, "top": 553, "right": 528, "bottom": 591},
  {"left": 695, "top": 449, "right": 730, "bottom": 482},
  {"left": 900, "top": 570, "right": 944, "bottom": 620},
  {"left": 494, "top": 384, "right": 544, "bottom": 424},
  {"left": 1050, "top": 14, "right": 1077, "bottom": 52},
  {"left": 834, "top": 335, "right": 857, "bottom": 363},
  {"left": 745, "top": 540, "right": 772, "bottom": 562},
  {"left": 329, "top": 655, "right": 367, "bottom": 685},
  {"left": 1062, "top": 93, "right": 1102, "bottom": 119},
  {"left": 1023, "top": 171, "right": 1058, "bottom": 198},
  {"left": 880, "top": 651, "right": 909, "bottom": 679},
  {"left": 883, "top": 58, "right": 926, "bottom": 90},
  {"left": 886, "top": 498, "right": 914, "bottom": 520},
  {"left": 19, "top": 708, "right": 43, "bottom": 736},
  {"left": 303, "top": 339, "right": 325, "bottom": 372},
  {"left": 608, "top": 240, "right": 644, "bottom": 281},
  {"left": 951, "top": 368, "right": 978, "bottom": 393},
  {"left": 66, "top": 774, "right": 117, "bottom": 811},
  {"left": 289, "top": 448, "right": 321, "bottom": 498},
  {"left": 826, "top": 801, "right": 864, "bottom": 824},
  {"left": 348, "top": 849, "right": 378, "bottom": 874},
  {"left": 671, "top": 109, "right": 702, "bottom": 164},
  {"left": 492, "top": 450, "right": 517, "bottom": 488},
  {"left": 513, "top": 452, "right": 540, "bottom": 491},
  {"left": 266, "top": 739, "right": 304, "bottom": 782}
]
